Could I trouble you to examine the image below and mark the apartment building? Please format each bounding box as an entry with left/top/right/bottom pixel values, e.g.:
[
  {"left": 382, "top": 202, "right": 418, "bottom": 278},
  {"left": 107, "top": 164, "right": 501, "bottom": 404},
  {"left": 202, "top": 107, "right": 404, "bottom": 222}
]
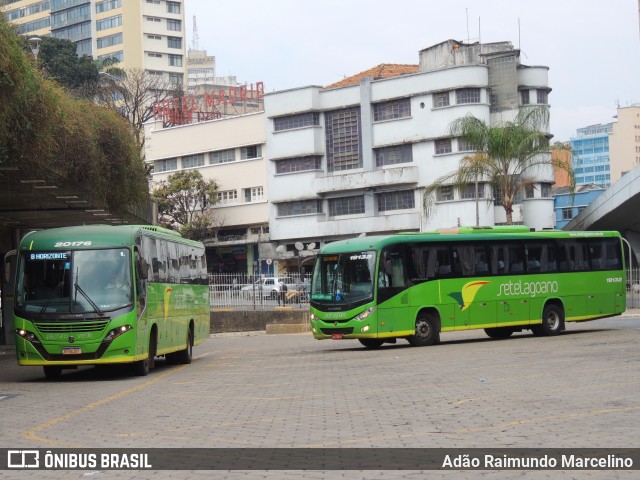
[
  {"left": 145, "top": 112, "right": 272, "bottom": 275},
  {"left": 264, "top": 39, "right": 555, "bottom": 270},
  {"left": 2, "top": 0, "right": 187, "bottom": 86},
  {"left": 609, "top": 104, "right": 640, "bottom": 183},
  {"left": 570, "top": 123, "right": 613, "bottom": 188}
]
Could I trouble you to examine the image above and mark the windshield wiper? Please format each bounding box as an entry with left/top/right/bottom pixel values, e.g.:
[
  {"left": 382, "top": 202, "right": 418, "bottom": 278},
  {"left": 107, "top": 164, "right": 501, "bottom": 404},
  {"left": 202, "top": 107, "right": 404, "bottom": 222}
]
[{"left": 74, "top": 280, "right": 105, "bottom": 317}]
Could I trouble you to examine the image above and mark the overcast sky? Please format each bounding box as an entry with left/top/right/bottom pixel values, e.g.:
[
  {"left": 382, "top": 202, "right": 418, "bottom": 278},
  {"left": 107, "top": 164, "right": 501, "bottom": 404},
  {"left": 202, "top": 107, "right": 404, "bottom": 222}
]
[{"left": 185, "top": 0, "right": 639, "bottom": 142}]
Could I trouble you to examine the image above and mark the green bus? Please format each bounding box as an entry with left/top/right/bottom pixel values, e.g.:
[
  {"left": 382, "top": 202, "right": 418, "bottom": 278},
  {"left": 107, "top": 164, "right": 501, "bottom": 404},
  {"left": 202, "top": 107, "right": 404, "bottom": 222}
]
[
  {"left": 11, "top": 225, "right": 210, "bottom": 378},
  {"left": 309, "top": 226, "right": 626, "bottom": 348}
]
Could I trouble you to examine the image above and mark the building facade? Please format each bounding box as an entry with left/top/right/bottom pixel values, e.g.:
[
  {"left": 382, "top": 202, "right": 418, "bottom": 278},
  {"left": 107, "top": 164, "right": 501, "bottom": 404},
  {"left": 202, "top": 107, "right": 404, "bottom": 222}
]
[
  {"left": 264, "top": 40, "right": 555, "bottom": 271},
  {"left": 145, "top": 112, "right": 273, "bottom": 276},
  {"left": 2, "top": 0, "right": 187, "bottom": 86},
  {"left": 553, "top": 183, "right": 605, "bottom": 229},
  {"left": 609, "top": 104, "right": 640, "bottom": 183},
  {"left": 570, "top": 123, "right": 613, "bottom": 188}
]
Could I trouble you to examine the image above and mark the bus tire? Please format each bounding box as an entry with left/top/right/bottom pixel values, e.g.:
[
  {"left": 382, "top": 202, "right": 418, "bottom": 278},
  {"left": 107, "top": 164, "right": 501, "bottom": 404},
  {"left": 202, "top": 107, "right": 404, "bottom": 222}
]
[
  {"left": 533, "top": 303, "right": 564, "bottom": 336},
  {"left": 134, "top": 330, "right": 157, "bottom": 376},
  {"left": 43, "top": 366, "right": 62, "bottom": 379},
  {"left": 358, "top": 338, "right": 384, "bottom": 349},
  {"left": 484, "top": 327, "right": 514, "bottom": 339},
  {"left": 408, "top": 312, "right": 439, "bottom": 347},
  {"left": 175, "top": 327, "right": 193, "bottom": 365}
]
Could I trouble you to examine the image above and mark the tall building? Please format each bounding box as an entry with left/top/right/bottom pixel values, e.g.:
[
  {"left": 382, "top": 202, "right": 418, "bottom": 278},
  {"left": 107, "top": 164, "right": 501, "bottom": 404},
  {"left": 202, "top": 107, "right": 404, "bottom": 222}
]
[
  {"left": 570, "top": 124, "right": 613, "bottom": 187},
  {"left": 1, "top": 0, "right": 187, "bottom": 86},
  {"left": 609, "top": 104, "right": 640, "bottom": 183},
  {"left": 264, "top": 40, "right": 555, "bottom": 271}
]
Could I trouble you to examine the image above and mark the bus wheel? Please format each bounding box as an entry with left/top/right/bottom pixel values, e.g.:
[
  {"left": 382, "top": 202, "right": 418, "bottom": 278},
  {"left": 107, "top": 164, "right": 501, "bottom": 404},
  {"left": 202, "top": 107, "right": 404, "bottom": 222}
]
[
  {"left": 535, "top": 304, "right": 564, "bottom": 336},
  {"left": 43, "top": 366, "right": 62, "bottom": 379},
  {"left": 358, "top": 338, "right": 384, "bottom": 348},
  {"left": 484, "top": 327, "right": 514, "bottom": 339},
  {"left": 134, "top": 331, "right": 156, "bottom": 376},
  {"left": 408, "top": 313, "right": 439, "bottom": 347},
  {"left": 175, "top": 328, "right": 193, "bottom": 365}
]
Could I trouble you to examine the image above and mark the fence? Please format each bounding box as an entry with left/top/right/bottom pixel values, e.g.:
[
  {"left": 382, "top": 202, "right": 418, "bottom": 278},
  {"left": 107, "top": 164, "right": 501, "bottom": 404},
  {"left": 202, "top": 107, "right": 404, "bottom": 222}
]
[
  {"left": 209, "top": 273, "right": 311, "bottom": 311},
  {"left": 209, "top": 269, "right": 640, "bottom": 311}
]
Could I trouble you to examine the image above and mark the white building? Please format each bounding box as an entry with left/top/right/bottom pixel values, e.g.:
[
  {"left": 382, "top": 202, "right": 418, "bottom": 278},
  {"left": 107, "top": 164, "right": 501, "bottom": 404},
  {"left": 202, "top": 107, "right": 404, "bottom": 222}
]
[
  {"left": 145, "top": 112, "right": 272, "bottom": 275},
  {"left": 265, "top": 40, "right": 555, "bottom": 270}
]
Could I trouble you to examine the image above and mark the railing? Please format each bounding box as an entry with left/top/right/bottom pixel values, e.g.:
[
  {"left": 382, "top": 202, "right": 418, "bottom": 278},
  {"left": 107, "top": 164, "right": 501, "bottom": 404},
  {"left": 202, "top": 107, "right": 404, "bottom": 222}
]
[
  {"left": 209, "top": 269, "right": 640, "bottom": 311},
  {"left": 209, "top": 273, "right": 311, "bottom": 311}
]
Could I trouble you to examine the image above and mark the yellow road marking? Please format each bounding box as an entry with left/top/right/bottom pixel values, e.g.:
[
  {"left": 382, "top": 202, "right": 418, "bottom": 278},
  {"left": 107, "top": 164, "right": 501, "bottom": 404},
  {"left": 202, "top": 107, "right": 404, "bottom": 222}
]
[{"left": 22, "top": 352, "right": 218, "bottom": 447}]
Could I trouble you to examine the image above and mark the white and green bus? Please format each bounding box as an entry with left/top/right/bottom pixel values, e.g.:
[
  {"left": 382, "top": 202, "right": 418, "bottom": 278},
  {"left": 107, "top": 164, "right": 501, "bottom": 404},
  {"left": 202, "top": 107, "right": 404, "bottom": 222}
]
[
  {"left": 11, "top": 225, "right": 210, "bottom": 378},
  {"left": 310, "top": 226, "right": 626, "bottom": 348}
]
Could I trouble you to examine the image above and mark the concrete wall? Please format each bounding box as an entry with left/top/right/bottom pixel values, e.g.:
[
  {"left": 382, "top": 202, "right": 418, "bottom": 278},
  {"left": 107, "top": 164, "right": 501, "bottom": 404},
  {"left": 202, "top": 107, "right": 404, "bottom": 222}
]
[{"left": 210, "top": 310, "right": 309, "bottom": 333}]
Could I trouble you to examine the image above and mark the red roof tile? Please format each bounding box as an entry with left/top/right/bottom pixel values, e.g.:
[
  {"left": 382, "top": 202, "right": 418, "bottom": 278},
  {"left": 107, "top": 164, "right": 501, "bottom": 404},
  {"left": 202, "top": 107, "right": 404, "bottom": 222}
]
[{"left": 324, "top": 64, "right": 419, "bottom": 90}]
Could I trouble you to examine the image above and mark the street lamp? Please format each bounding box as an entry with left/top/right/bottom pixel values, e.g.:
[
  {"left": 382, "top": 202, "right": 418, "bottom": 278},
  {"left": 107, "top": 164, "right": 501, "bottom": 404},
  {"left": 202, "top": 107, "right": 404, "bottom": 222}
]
[{"left": 28, "top": 36, "right": 41, "bottom": 59}]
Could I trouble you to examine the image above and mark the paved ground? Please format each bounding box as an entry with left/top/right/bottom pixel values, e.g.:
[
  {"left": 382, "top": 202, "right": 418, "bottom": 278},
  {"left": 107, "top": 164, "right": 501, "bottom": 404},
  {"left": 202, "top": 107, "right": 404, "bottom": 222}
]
[{"left": 0, "top": 313, "right": 639, "bottom": 479}]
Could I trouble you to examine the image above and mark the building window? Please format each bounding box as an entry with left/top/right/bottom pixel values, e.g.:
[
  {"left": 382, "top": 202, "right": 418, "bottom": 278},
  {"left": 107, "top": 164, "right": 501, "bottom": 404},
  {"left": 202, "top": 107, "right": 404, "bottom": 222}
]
[
  {"left": 520, "top": 90, "right": 530, "bottom": 105},
  {"left": 455, "top": 88, "right": 481, "bottom": 104},
  {"left": 273, "top": 112, "right": 320, "bottom": 131},
  {"left": 240, "top": 145, "right": 262, "bottom": 160},
  {"left": 147, "top": 52, "right": 162, "bottom": 58},
  {"left": 169, "top": 73, "right": 183, "bottom": 85},
  {"left": 373, "top": 98, "right": 411, "bottom": 122},
  {"left": 211, "top": 149, "right": 235, "bottom": 164},
  {"left": 96, "top": 0, "right": 121, "bottom": 14},
  {"left": 155, "top": 158, "right": 177, "bottom": 173},
  {"left": 525, "top": 184, "right": 535, "bottom": 199},
  {"left": 459, "top": 184, "right": 485, "bottom": 200},
  {"left": 217, "top": 190, "right": 238, "bottom": 205},
  {"left": 437, "top": 186, "right": 454, "bottom": 201},
  {"left": 541, "top": 183, "right": 551, "bottom": 198},
  {"left": 377, "top": 190, "right": 415, "bottom": 212},
  {"left": 168, "top": 54, "right": 182, "bottom": 67},
  {"left": 277, "top": 200, "right": 322, "bottom": 217},
  {"left": 147, "top": 34, "right": 162, "bottom": 40},
  {"left": 96, "top": 14, "right": 122, "bottom": 31},
  {"left": 433, "top": 91, "right": 450, "bottom": 108},
  {"left": 329, "top": 196, "right": 365, "bottom": 217},
  {"left": 457, "top": 138, "right": 474, "bottom": 152},
  {"left": 435, "top": 138, "right": 452, "bottom": 155},
  {"left": 537, "top": 89, "right": 548, "bottom": 104},
  {"left": 244, "top": 187, "right": 264, "bottom": 203},
  {"left": 325, "top": 107, "right": 362, "bottom": 172},
  {"left": 17, "top": 17, "right": 50, "bottom": 34},
  {"left": 167, "top": 1, "right": 181, "bottom": 13},
  {"left": 181, "top": 154, "right": 204, "bottom": 169},
  {"left": 168, "top": 36, "right": 182, "bottom": 49},
  {"left": 167, "top": 19, "right": 181, "bottom": 31},
  {"left": 375, "top": 144, "right": 413, "bottom": 167},
  {"left": 97, "top": 33, "right": 123, "bottom": 49},
  {"left": 561, "top": 208, "right": 573, "bottom": 220},
  {"left": 275, "top": 156, "right": 321, "bottom": 174},
  {"left": 98, "top": 50, "right": 123, "bottom": 62},
  {"left": 146, "top": 16, "right": 162, "bottom": 22}
]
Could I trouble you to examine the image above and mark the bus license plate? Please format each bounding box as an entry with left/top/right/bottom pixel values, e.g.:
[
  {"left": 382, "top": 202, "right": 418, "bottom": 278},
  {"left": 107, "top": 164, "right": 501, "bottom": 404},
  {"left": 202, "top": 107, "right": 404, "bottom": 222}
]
[
  {"left": 62, "top": 347, "right": 82, "bottom": 355},
  {"left": 331, "top": 334, "right": 343, "bottom": 340}
]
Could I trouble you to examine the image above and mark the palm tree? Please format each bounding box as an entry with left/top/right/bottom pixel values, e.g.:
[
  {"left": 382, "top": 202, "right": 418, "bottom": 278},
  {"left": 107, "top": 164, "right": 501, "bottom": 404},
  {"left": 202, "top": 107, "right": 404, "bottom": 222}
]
[{"left": 423, "top": 106, "right": 574, "bottom": 226}]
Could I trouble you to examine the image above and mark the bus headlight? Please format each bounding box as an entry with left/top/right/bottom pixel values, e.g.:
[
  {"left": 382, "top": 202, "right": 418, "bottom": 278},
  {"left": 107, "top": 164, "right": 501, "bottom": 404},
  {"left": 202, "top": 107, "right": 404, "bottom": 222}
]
[
  {"left": 310, "top": 313, "right": 316, "bottom": 321},
  {"left": 15, "top": 328, "right": 40, "bottom": 344},
  {"left": 104, "top": 325, "right": 132, "bottom": 342},
  {"left": 355, "top": 307, "right": 376, "bottom": 321}
]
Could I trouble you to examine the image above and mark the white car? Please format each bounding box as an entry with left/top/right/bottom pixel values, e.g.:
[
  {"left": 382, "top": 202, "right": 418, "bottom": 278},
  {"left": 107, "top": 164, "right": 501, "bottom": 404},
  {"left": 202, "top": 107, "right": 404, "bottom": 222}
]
[{"left": 241, "top": 277, "right": 297, "bottom": 299}]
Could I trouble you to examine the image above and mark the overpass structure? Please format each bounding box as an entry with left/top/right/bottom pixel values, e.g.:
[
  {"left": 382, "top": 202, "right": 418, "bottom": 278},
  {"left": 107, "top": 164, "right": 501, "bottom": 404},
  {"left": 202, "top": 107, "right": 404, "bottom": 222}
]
[{"left": 566, "top": 165, "right": 640, "bottom": 267}]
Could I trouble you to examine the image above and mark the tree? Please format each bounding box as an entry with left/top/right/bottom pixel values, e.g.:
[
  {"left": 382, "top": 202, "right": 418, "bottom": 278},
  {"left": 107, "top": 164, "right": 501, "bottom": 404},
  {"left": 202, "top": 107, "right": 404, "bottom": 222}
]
[
  {"left": 96, "top": 67, "right": 181, "bottom": 157},
  {"left": 424, "top": 106, "right": 574, "bottom": 225},
  {"left": 151, "top": 170, "right": 222, "bottom": 240},
  {"left": 36, "top": 37, "right": 99, "bottom": 95}
]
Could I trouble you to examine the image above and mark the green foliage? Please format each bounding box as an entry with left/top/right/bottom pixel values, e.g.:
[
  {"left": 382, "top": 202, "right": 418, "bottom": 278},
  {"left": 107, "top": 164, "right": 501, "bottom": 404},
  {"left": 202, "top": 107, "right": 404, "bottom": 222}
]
[
  {"left": 424, "top": 106, "right": 574, "bottom": 225},
  {"left": 0, "top": 16, "right": 148, "bottom": 214},
  {"left": 37, "top": 37, "right": 100, "bottom": 93},
  {"left": 151, "top": 170, "right": 220, "bottom": 240}
]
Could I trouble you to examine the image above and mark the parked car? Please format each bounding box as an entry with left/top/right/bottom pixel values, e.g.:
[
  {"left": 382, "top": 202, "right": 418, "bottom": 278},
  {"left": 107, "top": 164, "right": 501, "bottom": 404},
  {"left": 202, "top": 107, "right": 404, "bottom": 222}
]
[{"left": 241, "top": 277, "right": 298, "bottom": 299}]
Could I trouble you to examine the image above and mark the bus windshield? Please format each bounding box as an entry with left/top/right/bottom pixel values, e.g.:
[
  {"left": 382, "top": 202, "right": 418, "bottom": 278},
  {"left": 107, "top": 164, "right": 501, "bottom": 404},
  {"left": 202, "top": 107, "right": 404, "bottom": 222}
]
[
  {"left": 17, "top": 248, "right": 132, "bottom": 315},
  {"left": 311, "top": 251, "right": 376, "bottom": 307}
]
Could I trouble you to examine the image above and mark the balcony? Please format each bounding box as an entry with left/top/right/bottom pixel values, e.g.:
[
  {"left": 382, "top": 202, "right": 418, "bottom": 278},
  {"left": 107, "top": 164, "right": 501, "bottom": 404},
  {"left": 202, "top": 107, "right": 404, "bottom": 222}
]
[{"left": 315, "top": 165, "right": 419, "bottom": 195}]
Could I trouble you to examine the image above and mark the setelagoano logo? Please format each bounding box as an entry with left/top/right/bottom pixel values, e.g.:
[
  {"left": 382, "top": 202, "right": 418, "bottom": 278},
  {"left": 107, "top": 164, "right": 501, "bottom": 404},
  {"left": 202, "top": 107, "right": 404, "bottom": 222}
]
[{"left": 497, "top": 279, "right": 559, "bottom": 298}]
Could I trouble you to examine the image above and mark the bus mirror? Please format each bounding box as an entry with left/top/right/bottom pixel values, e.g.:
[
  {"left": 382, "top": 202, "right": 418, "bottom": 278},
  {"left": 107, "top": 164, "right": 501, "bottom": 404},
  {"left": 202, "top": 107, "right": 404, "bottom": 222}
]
[{"left": 138, "top": 258, "right": 149, "bottom": 280}]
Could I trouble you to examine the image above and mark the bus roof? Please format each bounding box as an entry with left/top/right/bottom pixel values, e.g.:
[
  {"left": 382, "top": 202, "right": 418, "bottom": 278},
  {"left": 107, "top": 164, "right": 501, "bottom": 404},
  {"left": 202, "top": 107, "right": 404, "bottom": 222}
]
[
  {"left": 18, "top": 225, "right": 204, "bottom": 251},
  {"left": 318, "top": 227, "right": 622, "bottom": 255}
]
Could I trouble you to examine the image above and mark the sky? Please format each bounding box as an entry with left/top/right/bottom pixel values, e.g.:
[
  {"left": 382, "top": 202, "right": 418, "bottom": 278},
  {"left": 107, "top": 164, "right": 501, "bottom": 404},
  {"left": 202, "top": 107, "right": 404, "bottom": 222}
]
[{"left": 185, "top": 0, "right": 640, "bottom": 143}]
